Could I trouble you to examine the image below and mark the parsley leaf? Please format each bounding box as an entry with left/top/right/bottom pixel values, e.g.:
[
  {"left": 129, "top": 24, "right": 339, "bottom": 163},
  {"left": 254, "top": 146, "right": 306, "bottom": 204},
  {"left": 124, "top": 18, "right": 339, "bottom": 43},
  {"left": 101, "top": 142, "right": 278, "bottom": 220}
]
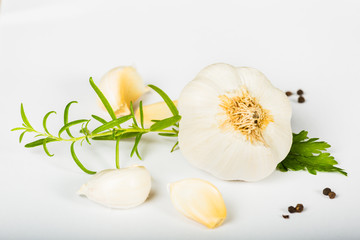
[{"left": 277, "top": 131, "right": 347, "bottom": 176}]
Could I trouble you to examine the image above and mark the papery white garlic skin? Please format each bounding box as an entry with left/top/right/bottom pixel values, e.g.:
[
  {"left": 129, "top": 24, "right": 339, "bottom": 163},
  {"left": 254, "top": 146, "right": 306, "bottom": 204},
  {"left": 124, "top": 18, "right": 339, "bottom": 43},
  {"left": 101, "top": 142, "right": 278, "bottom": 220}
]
[
  {"left": 169, "top": 178, "right": 227, "bottom": 229},
  {"left": 77, "top": 166, "right": 151, "bottom": 209},
  {"left": 98, "top": 66, "right": 147, "bottom": 116},
  {"left": 178, "top": 63, "right": 292, "bottom": 182}
]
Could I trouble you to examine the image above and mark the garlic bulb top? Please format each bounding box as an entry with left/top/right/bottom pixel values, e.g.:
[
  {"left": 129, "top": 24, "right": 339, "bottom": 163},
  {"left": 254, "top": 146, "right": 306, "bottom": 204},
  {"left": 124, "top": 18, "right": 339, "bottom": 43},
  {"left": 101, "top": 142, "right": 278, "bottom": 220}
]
[
  {"left": 98, "top": 66, "right": 147, "bottom": 116},
  {"left": 178, "top": 63, "right": 292, "bottom": 181},
  {"left": 77, "top": 165, "right": 151, "bottom": 209}
]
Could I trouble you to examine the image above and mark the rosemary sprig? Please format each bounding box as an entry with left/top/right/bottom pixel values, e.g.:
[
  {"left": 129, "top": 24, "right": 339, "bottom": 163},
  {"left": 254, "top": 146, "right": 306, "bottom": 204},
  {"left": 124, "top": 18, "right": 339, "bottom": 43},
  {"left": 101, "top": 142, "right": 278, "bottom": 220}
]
[{"left": 12, "top": 78, "right": 180, "bottom": 175}]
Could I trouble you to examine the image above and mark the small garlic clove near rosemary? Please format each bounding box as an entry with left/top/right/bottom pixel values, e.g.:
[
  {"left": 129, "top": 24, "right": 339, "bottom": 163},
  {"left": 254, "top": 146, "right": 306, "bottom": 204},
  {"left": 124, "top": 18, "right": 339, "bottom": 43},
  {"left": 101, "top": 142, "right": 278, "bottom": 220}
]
[
  {"left": 77, "top": 165, "right": 151, "bottom": 209},
  {"left": 168, "top": 178, "right": 227, "bottom": 229},
  {"left": 135, "top": 100, "right": 178, "bottom": 128},
  {"left": 178, "top": 63, "right": 292, "bottom": 181},
  {"left": 98, "top": 66, "right": 148, "bottom": 117}
]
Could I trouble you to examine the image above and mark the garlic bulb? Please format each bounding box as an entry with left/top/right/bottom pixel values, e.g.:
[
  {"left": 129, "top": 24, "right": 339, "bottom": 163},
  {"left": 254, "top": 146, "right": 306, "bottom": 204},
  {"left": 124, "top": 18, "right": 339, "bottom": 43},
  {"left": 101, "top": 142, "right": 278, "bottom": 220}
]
[
  {"left": 178, "top": 63, "right": 292, "bottom": 181},
  {"left": 168, "top": 178, "right": 226, "bottom": 229},
  {"left": 98, "top": 66, "right": 147, "bottom": 116},
  {"left": 134, "top": 100, "right": 178, "bottom": 128},
  {"left": 77, "top": 165, "right": 151, "bottom": 209}
]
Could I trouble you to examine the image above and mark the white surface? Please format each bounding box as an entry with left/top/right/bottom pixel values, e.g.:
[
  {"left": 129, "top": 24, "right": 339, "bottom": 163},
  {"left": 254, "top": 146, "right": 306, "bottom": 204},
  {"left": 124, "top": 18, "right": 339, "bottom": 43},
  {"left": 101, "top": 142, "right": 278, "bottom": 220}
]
[{"left": 1, "top": 0, "right": 360, "bottom": 239}]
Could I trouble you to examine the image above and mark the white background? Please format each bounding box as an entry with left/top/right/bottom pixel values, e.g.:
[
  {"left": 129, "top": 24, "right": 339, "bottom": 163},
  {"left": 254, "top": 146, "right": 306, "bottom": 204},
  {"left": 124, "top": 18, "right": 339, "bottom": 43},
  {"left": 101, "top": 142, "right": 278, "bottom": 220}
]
[{"left": 1, "top": 0, "right": 360, "bottom": 239}]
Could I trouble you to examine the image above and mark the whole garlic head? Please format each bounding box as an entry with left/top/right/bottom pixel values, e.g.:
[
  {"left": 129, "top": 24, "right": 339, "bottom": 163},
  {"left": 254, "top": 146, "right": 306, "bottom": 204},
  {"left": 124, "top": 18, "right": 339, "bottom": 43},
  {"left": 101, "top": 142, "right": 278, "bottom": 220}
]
[
  {"left": 98, "top": 66, "right": 147, "bottom": 116},
  {"left": 178, "top": 63, "right": 292, "bottom": 181},
  {"left": 77, "top": 165, "right": 151, "bottom": 209}
]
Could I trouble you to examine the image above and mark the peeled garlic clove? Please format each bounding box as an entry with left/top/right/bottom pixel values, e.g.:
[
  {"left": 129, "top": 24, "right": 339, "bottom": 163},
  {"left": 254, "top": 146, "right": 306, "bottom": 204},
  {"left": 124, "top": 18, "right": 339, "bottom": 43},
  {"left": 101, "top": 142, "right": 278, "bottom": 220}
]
[
  {"left": 135, "top": 100, "right": 178, "bottom": 128},
  {"left": 178, "top": 63, "right": 292, "bottom": 181},
  {"left": 98, "top": 66, "right": 148, "bottom": 116},
  {"left": 168, "top": 178, "right": 227, "bottom": 229},
  {"left": 77, "top": 165, "right": 151, "bottom": 209}
]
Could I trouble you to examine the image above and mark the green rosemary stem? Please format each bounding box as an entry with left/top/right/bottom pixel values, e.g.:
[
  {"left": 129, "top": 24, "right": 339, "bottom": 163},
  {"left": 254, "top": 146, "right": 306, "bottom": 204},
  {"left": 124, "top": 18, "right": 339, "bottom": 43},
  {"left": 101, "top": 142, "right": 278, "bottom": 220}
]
[{"left": 31, "top": 127, "right": 177, "bottom": 143}]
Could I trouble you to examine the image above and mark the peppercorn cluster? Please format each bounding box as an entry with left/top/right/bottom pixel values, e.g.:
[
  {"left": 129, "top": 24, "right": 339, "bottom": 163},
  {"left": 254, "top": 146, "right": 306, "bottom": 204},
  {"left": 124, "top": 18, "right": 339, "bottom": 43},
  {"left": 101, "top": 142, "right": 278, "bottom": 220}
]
[
  {"left": 282, "top": 187, "right": 338, "bottom": 219},
  {"left": 285, "top": 89, "right": 305, "bottom": 103},
  {"left": 288, "top": 203, "right": 304, "bottom": 213},
  {"left": 323, "top": 187, "right": 336, "bottom": 199},
  {"left": 282, "top": 188, "right": 336, "bottom": 219},
  {"left": 282, "top": 203, "right": 304, "bottom": 219}
]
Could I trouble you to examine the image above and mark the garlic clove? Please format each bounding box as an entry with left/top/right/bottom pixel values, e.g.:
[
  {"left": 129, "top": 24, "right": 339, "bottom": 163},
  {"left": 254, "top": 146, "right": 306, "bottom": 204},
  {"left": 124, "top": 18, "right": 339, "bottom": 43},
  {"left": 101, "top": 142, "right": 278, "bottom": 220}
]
[
  {"left": 98, "top": 66, "right": 148, "bottom": 117},
  {"left": 134, "top": 100, "right": 178, "bottom": 128},
  {"left": 77, "top": 165, "right": 151, "bottom": 209},
  {"left": 168, "top": 178, "right": 227, "bottom": 229}
]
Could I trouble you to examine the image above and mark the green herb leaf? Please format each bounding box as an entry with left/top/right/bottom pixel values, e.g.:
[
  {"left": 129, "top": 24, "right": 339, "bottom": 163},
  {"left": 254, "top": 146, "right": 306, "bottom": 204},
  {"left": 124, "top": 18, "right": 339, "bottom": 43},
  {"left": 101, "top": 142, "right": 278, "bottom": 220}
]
[
  {"left": 148, "top": 84, "right": 178, "bottom": 116},
  {"left": 11, "top": 127, "right": 28, "bottom": 131},
  {"left": 158, "top": 133, "right": 178, "bottom": 137},
  {"left": 92, "top": 131, "right": 138, "bottom": 141},
  {"left": 171, "top": 141, "right": 179, "bottom": 152},
  {"left": 92, "top": 115, "right": 132, "bottom": 134},
  {"left": 91, "top": 114, "right": 107, "bottom": 124},
  {"left": 20, "top": 103, "right": 33, "bottom": 128},
  {"left": 43, "top": 111, "right": 56, "bottom": 135},
  {"left": 84, "top": 120, "right": 91, "bottom": 136},
  {"left": 129, "top": 101, "right": 138, "bottom": 128},
  {"left": 70, "top": 142, "right": 96, "bottom": 175},
  {"left": 85, "top": 135, "right": 91, "bottom": 145},
  {"left": 89, "top": 77, "right": 116, "bottom": 120},
  {"left": 135, "top": 148, "right": 142, "bottom": 160},
  {"left": 115, "top": 137, "right": 120, "bottom": 169},
  {"left": 64, "top": 101, "right": 78, "bottom": 138},
  {"left": 117, "top": 132, "right": 140, "bottom": 139},
  {"left": 91, "top": 136, "right": 110, "bottom": 141},
  {"left": 91, "top": 135, "right": 115, "bottom": 141},
  {"left": 58, "top": 119, "right": 89, "bottom": 137},
  {"left": 139, "top": 101, "right": 144, "bottom": 129},
  {"left": 19, "top": 131, "right": 26, "bottom": 143},
  {"left": 25, "top": 138, "right": 57, "bottom": 148},
  {"left": 150, "top": 115, "right": 181, "bottom": 131},
  {"left": 80, "top": 121, "right": 91, "bottom": 136},
  {"left": 277, "top": 131, "right": 347, "bottom": 176},
  {"left": 130, "top": 134, "right": 143, "bottom": 159},
  {"left": 43, "top": 138, "right": 54, "bottom": 157}
]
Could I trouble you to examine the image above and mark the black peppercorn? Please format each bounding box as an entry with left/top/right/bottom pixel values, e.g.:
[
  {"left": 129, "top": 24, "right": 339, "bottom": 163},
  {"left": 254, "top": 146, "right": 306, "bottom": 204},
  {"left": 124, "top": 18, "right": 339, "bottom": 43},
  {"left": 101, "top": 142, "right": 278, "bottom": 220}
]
[
  {"left": 288, "top": 206, "right": 296, "bottom": 213},
  {"left": 329, "top": 191, "right": 336, "bottom": 199},
  {"left": 323, "top": 187, "right": 331, "bottom": 196},
  {"left": 297, "top": 89, "right": 304, "bottom": 95},
  {"left": 298, "top": 96, "right": 305, "bottom": 103},
  {"left": 285, "top": 91, "right": 293, "bottom": 97},
  {"left": 295, "top": 204, "right": 304, "bottom": 213}
]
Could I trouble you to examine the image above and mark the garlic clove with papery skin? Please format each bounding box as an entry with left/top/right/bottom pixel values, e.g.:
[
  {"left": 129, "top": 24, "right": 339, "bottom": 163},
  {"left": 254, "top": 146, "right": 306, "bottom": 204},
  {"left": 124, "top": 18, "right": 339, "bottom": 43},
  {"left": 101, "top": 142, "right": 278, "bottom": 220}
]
[
  {"left": 98, "top": 66, "right": 148, "bottom": 117},
  {"left": 168, "top": 178, "right": 227, "bottom": 229},
  {"left": 77, "top": 165, "right": 151, "bottom": 209},
  {"left": 178, "top": 63, "right": 292, "bottom": 181},
  {"left": 134, "top": 100, "right": 178, "bottom": 128}
]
